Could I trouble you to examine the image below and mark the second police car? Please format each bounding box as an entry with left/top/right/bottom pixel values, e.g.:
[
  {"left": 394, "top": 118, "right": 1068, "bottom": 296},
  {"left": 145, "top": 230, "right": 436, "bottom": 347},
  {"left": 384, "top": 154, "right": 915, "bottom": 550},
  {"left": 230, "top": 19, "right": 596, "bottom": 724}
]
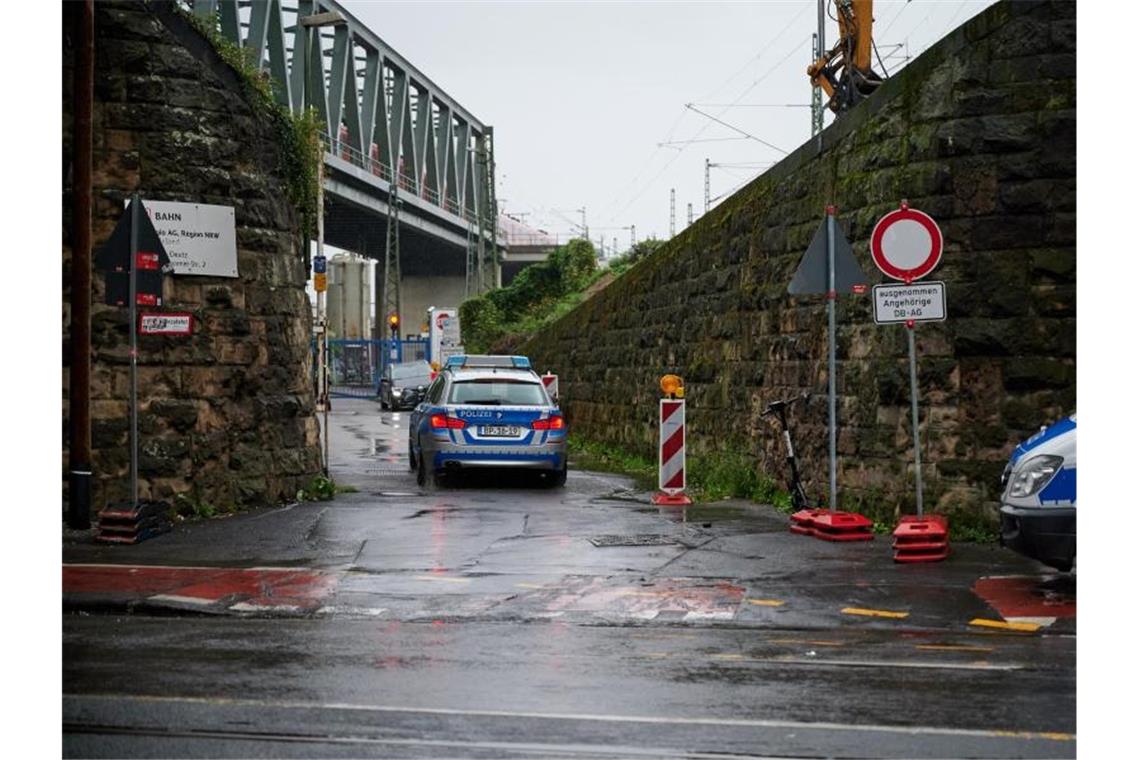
[
  {"left": 408, "top": 355, "right": 568, "bottom": 487},
  {"left": 999, "top": 414, "right": 1076, "bottom": 572}
]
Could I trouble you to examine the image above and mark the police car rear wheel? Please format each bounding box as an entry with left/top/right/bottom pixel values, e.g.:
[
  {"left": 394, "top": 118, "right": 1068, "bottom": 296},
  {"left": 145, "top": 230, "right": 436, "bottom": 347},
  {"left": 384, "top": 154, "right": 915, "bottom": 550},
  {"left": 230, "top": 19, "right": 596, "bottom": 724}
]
[{"left": 548, "top": 462, "right": 567, "bottom": 488}]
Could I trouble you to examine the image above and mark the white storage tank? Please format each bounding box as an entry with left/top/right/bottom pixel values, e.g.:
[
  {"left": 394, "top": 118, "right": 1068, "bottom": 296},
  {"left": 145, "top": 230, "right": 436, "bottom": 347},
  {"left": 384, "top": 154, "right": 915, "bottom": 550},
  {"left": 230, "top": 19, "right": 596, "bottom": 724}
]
[{"left": 327, "top": 253, "right": 373, "bottom": 339}]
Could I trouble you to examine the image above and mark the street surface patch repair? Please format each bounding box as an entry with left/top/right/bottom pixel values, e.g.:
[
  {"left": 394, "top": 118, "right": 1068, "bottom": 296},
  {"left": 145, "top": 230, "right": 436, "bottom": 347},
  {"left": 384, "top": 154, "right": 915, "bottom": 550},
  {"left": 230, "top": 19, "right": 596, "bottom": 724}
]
[{"left": 512, "top": 575, "right": 745, "bottom": 621}]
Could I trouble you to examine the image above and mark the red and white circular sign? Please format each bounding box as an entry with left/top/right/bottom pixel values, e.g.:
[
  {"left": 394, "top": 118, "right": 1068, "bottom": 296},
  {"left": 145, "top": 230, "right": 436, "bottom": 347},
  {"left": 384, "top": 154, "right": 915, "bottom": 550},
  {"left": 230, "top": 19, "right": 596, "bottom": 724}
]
[{"left": 870, "top": 206, "right": 943, "bottom": 282}]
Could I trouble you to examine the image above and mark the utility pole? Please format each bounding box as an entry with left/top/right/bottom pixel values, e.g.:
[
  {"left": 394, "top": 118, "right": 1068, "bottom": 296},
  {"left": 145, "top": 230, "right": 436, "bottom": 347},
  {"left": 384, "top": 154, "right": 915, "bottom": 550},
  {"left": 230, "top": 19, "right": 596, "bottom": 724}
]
[
  {"left": 475, "top": 128, "right": 499, "bottom": 293},
  {"left": 69, "top": 0, "right": 94, "bottom": 528},
  {"left": 613, "top": 236, "right": 618, "bottom": 256},
  {"left": 814, "top": 0, "right": 826, "bottom": 148},
  {"left": 381, "top": 174, "right": 402, "bottom": 355},
  {"left": 300, "top": 9, "right": 345, "bottom": 475},
  {"left": 581, "top": 207, "right": 588, "bottom": 241},
  {"left": 704, "top": 158, "right": 710, "bottom": 214},
  {"left": 630, "top": 225, "right": 636, "bottom": 248},
  {"left": 811, "top": 34, "right": 824, "bottom": 137},
  {"left": 687, "top": 202, "right": 693, "bottom": 227},
  {"left": 465, "top": 211, "right": 477, "bottom": 298},
  {"left": 669, "top": 188, "right": 675, "bottom": 238}
]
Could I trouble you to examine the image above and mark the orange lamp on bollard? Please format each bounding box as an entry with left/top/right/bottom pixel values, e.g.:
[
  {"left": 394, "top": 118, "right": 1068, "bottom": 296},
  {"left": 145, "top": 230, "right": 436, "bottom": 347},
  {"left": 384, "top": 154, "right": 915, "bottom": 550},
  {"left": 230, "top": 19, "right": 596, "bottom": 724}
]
[{"left": 652, "top": 374, "right": 692, "bottom": 507}]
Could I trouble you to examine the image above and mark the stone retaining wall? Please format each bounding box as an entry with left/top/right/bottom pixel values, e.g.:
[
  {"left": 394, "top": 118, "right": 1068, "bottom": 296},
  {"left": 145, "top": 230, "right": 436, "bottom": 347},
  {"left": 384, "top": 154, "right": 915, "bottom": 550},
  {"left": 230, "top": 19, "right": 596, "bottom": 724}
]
[
  {"left": 62, "top": 1, "right": 322, "bottom": 514},
  {"left": 524, "top": 0, "right": 1075, "bottom": 528}
]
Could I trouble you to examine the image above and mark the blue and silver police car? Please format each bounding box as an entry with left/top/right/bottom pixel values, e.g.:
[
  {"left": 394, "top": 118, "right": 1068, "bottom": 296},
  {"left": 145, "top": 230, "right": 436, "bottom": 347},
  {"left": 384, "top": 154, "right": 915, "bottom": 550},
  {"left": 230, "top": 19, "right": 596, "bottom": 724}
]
[
  {"left": 999, "top": 414, "right": 1076, "bottom": 571},
  {"left": 408, "top": 355, "right": 568, "bottom": 487}
]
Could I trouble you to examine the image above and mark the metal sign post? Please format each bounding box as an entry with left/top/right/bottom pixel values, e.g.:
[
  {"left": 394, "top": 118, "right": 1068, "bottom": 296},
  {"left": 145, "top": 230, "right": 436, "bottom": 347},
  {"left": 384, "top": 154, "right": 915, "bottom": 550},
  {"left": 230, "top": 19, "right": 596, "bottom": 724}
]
[
  {"left": 906, "top": 320, "right": 923, "bottom": 516},
  {"left": 785, "top": 206, "right": 873, "bottom": 541},
  {"left": 128, "top": 194, "right": 140, "bottom": 509},
  {"left": 826, "top": 209, "right": 837, "bottom": 512},
  {"left": 870, "top": 201, "right": 951, "bottom": 562}
]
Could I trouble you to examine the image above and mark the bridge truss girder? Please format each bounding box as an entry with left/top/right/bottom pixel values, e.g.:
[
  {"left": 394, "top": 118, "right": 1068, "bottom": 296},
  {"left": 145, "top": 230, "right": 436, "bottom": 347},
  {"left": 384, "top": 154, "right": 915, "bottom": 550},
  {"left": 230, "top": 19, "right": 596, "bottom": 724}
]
[{"left": 188, "top": 0, "right": 499, "bottom": 273}]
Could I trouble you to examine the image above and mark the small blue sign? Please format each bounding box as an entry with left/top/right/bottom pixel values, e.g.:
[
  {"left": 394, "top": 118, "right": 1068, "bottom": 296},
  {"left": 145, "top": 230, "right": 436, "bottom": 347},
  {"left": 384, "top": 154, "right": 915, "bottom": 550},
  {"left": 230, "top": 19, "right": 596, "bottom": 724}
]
[{"left": 313, "top": 255, "right": 327, "bottom": 274}]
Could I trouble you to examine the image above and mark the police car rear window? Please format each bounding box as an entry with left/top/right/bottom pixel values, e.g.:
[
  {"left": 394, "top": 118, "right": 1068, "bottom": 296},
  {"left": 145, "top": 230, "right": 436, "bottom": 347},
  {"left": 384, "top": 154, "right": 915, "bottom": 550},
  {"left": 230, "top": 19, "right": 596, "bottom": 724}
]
[{"left": 448, "top": 380, "right": 547, "bottom": 406}]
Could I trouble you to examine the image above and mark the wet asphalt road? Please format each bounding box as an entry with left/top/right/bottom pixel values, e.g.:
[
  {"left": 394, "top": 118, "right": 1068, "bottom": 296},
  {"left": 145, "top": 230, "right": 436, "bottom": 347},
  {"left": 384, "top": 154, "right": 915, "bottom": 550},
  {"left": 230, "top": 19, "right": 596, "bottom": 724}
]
[{"left": 63, "top": 399, "right": 1076, "bottom": 758}]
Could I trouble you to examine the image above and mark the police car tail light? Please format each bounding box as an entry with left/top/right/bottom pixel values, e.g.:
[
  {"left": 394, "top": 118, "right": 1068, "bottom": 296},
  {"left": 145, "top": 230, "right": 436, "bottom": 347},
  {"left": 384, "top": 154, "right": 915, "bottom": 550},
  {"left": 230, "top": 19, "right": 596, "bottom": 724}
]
[
  {"left": 532, "top": 415, "right": 564, "bottom": 431},
  {"left": 1008, "top": 455, "right": 1064, "bottom": 498},
  {"left": 430, "top": 414, "right": 465, "bottom": 430}
]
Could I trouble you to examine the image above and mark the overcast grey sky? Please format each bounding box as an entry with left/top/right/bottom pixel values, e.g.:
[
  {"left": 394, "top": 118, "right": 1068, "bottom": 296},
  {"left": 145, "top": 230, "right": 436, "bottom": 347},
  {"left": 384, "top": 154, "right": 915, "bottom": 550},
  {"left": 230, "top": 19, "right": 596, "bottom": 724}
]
[{"left": 343, "top": 0, "right": 996, "bottom": 255}]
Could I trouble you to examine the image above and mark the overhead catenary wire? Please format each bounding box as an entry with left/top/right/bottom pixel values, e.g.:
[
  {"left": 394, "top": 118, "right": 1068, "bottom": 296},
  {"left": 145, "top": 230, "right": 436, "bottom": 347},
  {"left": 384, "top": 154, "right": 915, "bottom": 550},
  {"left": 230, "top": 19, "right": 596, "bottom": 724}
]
[
  {"left": 602, "top": 30, "right": 810, "bottom": 226},
  {"left": 684, "top": 104, "right": 789, "bottom": 155},
  {"left": 601, "top": 5, "right": 813, "bottom": 226}
]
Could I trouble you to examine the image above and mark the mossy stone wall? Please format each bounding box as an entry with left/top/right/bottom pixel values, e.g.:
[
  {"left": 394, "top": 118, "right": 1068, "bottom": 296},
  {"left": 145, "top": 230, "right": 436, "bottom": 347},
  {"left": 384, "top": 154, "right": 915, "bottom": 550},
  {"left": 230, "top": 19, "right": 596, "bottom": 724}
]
[{"left": 62, "top": 2, "right": 322, "bottom": 514}]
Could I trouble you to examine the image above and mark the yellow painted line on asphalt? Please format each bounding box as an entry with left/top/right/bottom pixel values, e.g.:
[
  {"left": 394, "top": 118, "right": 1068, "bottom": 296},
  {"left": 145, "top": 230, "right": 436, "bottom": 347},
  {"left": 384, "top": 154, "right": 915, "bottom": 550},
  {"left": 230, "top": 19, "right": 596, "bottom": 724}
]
[
  {"left": 915, "top": 644, "right": 995, "bottom": 653},
  {"left": 710, "top": 653, "right": 747, "bottom": 661},
  {"left": 747, "top": 598, "right": 785, "bottom": 607},
  {"left": 514, "top": 583, "right": 545, "bottom": 589},
  {"left": 841, "top": 607, "right": 910, "bottom": 620},
  {"left": 768, "top": 638, "right": 844, "bottom": 647},
  {"left": 413, "top": 575, "right": 470, "bottom": 584},
  {"left": 993, "top": 730, "right": 1076, "bottom": 741},
  {"left": 969, "top": 618, "right": 1041, "bottom": 632}
]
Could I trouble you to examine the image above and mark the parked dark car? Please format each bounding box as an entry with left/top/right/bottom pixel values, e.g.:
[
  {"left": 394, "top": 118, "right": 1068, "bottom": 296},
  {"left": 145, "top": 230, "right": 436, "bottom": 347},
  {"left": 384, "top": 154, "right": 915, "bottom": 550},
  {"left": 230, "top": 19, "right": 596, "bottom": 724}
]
[{"left": 379, "top": 361, "right": 433, "bottom": 410}]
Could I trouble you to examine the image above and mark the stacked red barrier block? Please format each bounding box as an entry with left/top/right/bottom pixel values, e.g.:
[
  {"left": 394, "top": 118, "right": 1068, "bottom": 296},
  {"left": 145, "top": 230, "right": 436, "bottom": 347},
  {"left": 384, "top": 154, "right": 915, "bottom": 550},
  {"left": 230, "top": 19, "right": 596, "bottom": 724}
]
[
  {"left": 892, "top": 515, "right": 950, "bottom": 562},
  {"left": 790, "top": 508, "right": 874, "bottom": 542}
]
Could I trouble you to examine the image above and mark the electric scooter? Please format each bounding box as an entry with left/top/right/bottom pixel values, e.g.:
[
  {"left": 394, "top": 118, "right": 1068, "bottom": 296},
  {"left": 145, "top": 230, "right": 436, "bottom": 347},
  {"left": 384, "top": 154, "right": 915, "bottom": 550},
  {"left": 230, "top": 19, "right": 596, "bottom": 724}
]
[{"left": 762, "top": 392, "right": 812, "bottom": 510}]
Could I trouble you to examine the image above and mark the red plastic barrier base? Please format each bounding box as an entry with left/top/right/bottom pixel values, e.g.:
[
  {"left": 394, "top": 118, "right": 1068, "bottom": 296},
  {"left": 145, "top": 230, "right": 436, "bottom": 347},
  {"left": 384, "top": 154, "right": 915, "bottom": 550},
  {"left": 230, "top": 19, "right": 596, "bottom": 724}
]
[
  {"left": 652, "top": 492, "right": 693, "bottom": 506},
  {"left": 892, "top": 514, "right": 950, "bottom": 563},
  {"left": 789, "top": 508, "right": 874, "bottom": 541}
]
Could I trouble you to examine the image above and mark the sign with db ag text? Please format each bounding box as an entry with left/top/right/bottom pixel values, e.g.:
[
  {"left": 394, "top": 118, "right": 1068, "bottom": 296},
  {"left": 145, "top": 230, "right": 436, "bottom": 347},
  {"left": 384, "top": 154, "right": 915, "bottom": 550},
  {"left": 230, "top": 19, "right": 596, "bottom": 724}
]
[
  {"left": 139, "top": 312, "right": 193, "bottom": 336},
  {"left": 873, "top": 281, "right": 947, "bottom": 324},
  {"left": 127, "top": 200, "right": 238, "bottom": 277}
]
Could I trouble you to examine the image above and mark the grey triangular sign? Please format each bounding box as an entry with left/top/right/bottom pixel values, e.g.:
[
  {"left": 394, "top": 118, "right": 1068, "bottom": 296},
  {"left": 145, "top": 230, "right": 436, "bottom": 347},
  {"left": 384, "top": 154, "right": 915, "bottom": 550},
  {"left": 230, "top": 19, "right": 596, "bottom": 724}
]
[
  {"left": 95, "top": 197, "right": 172, "bottom": 273},
  {"left": 787, "top": 217, "right": 868, "bottom": 295}
]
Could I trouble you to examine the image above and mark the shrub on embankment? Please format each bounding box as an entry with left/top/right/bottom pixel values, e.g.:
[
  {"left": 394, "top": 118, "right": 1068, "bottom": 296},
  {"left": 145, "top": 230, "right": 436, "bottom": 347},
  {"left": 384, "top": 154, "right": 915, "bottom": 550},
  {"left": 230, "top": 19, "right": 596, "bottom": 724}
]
[{"left": 460, "top": 239, "right": 600, "bottom": 353}]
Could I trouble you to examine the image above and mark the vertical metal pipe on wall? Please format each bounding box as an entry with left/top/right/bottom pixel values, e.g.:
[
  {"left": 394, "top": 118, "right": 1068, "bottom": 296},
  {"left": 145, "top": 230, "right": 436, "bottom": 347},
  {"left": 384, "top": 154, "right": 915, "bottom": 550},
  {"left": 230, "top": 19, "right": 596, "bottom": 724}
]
[{"left": 68, "top": 0, "right": 94, "bottom": 529}]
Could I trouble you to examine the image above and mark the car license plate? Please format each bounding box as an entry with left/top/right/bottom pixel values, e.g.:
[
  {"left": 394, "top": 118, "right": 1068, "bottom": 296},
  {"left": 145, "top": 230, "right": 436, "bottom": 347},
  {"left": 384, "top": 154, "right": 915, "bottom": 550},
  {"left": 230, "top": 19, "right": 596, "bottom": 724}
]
[{"left": 480, "top": 425, "right": 520, "bottom": 437}]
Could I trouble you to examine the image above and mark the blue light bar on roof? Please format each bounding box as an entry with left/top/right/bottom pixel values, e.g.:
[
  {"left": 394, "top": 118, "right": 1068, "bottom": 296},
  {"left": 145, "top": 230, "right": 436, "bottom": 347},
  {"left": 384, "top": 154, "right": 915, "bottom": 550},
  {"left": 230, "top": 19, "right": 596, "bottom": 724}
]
[{"left": 445, "top": 355, "right": 533, "bottom": 370}]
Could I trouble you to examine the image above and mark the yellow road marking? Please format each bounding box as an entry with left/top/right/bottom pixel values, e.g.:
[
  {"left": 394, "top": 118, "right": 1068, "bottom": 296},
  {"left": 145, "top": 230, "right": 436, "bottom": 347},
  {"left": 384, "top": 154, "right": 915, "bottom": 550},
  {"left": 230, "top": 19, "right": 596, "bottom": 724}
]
[
  {"left": 747, "top": 598, "right": 785, "bottom": 607},
  {"left": 413, "top": 575, "right": 470, "bottom": 584},
  {"left": 915, "top": 644, "right": 995, "bottom": 653},
  {"left": 993, "top": 730, "right": 1076, "bottom": 741},
  {"left": 969, "top": 618, "right": 1041, "bottom": 632},
  {"left": 710, "top": 653, "right": 746, "bottom": 661},
  {"left": 842, "top": 607, "right": 909, "bottom": 620},
  {"left": 514, "top": 583, "right": 545, "bottom": 589},
  {"left": 768, "top": 638, "right": 844, "bottom": 647}
]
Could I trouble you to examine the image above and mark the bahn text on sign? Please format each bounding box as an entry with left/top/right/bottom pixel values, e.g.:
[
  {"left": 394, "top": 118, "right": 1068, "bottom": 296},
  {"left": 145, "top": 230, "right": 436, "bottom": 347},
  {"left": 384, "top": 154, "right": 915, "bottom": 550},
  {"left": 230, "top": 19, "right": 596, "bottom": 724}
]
[
  {"left": 126, "top": 200, "right": 238, "bottom": 277},
  {"left": 139, "top": 312, "right": 194, "bottom": 336},
  {"left": 872, "top": 281, "right": 947, "bottom": 324}
]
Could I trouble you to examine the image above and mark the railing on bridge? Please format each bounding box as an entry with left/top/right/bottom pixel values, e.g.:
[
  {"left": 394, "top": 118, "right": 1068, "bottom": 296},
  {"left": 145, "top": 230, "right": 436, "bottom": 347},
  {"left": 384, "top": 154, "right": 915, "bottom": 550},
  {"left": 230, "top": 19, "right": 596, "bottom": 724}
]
[
  {"left": 315, "top": 338, "right": 429, "bottom": 399},
  {"left": 327, "top": 130, "right": 475, "bottom": 224}
]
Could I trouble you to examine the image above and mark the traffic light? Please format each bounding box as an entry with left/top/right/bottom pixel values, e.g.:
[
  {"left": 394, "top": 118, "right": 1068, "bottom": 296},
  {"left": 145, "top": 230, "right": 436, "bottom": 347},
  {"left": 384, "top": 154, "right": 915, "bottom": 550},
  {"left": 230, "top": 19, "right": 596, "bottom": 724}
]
[{"left": 387, "top": 312, "right": 399, "bottom": 337}]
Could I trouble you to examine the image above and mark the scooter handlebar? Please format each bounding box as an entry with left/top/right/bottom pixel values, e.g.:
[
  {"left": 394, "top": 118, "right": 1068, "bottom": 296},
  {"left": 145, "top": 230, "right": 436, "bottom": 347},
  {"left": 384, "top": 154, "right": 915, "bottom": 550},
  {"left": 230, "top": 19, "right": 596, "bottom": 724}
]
[{"left": 762, "top": 391, "right": 811, "bottom": 415}]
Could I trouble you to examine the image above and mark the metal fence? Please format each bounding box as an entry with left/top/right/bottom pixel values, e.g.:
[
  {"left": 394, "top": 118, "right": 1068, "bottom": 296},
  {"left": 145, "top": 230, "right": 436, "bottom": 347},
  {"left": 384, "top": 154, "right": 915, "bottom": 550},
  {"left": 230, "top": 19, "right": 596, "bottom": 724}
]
[{"left": 316, "top": 338, "right": 430, "bottom": 398}]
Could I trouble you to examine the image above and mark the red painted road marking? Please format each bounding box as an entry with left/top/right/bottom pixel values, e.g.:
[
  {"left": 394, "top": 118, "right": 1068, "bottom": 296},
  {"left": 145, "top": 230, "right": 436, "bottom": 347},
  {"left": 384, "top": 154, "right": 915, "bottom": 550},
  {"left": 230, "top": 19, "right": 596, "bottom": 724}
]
[
  {"left": 972, "top": 576, "right": 1076, "bottom": 621},
  {"left": 63, "top": 564, "right": 338, "bottom": 611}
]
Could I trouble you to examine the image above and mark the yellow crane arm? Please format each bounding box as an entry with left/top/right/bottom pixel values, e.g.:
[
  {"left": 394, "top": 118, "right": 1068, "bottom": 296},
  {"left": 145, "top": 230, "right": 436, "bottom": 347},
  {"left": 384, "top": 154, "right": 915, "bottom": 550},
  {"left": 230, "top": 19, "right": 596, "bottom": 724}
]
[{"left": 806, "top": 0, "right": 883, "bottom": 115}]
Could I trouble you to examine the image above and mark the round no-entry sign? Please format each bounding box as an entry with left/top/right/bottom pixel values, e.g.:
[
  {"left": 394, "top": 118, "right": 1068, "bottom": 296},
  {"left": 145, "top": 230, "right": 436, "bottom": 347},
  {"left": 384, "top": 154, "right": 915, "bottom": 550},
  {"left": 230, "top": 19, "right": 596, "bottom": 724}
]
[{"left": 870, "top": 205, "right": 943, "bottom": 282}]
